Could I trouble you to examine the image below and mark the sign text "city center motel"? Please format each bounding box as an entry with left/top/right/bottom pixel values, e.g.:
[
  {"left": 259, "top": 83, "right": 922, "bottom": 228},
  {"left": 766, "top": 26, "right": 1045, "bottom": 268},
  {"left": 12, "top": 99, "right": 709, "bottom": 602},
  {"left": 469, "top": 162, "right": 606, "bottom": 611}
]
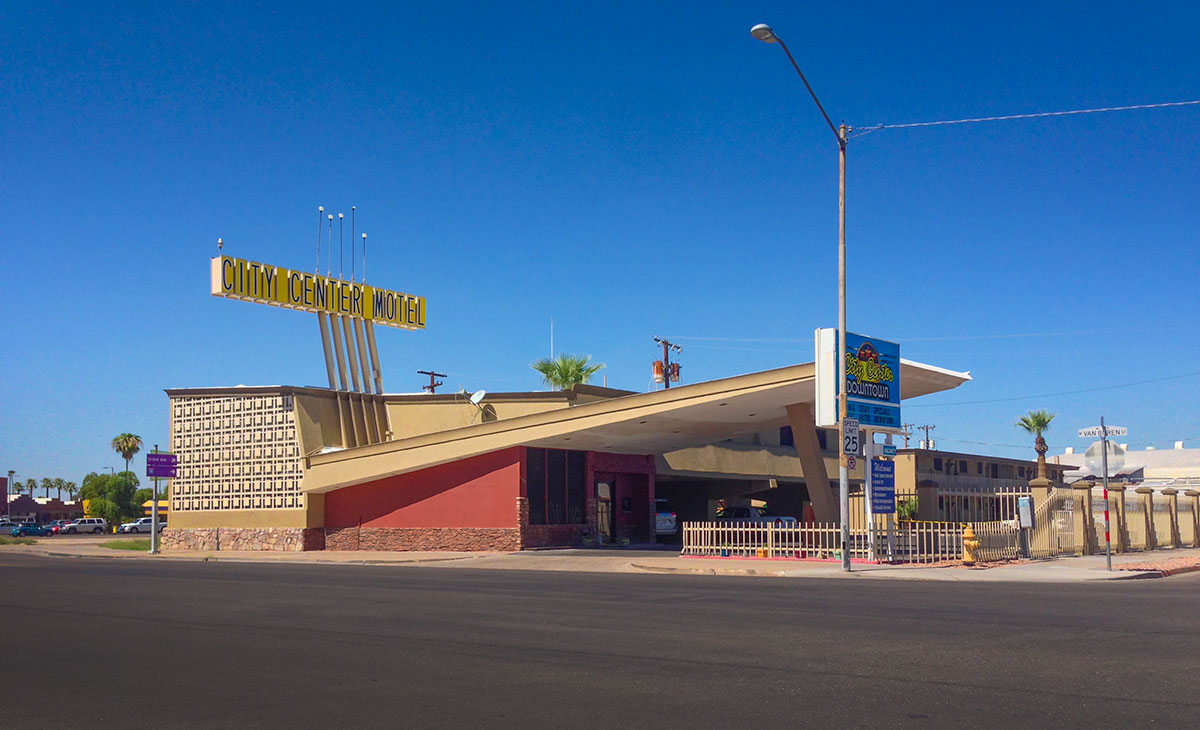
[{"left": 210, "top": 255, "right": 426, "bottom": 329}]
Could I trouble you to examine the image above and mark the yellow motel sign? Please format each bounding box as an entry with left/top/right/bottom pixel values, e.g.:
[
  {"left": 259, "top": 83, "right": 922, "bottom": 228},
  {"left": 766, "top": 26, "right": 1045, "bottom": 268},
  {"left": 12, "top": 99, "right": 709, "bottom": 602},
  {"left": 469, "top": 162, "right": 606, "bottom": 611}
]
[{"left": 210, "top": 255, "right": 426, "bottom": 329}]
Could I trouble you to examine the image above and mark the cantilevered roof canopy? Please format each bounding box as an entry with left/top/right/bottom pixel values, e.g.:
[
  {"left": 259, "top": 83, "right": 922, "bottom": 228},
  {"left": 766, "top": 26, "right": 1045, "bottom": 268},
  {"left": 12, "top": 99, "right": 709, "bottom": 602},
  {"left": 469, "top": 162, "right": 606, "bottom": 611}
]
[{"left": 302, "top": 359, "right": 970, "bottom": 494}]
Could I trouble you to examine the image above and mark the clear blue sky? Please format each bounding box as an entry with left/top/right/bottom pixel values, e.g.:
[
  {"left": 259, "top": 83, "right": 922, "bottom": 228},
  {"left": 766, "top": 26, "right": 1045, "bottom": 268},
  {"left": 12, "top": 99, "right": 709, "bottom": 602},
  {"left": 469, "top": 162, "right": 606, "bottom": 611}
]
[{"left": 3, "top": 1, "right": 1198, "bottom": 489}]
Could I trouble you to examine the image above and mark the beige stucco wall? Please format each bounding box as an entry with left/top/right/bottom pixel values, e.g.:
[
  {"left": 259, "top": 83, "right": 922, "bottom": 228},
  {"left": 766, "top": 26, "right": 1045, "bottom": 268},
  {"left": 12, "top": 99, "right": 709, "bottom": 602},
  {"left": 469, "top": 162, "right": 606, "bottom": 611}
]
[
  {"left": 169, "top": 503, "right": 321, "bottom": 529},
  {"left": 385, "top": 399, "right": 572, "bottom": 440}
]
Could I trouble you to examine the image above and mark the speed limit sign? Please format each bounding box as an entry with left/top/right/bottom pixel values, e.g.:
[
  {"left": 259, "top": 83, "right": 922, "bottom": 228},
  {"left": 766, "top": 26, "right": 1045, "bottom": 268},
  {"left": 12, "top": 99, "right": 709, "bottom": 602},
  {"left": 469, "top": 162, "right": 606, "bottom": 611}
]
[{"left": 843, "top": 418, "right": 860, "bottom": 455}]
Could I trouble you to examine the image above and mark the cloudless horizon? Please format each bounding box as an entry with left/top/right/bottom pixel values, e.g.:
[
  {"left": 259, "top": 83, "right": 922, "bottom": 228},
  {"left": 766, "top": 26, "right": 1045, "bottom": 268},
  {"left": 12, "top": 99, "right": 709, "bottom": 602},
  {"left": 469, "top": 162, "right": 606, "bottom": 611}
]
[{"left": 3, "top": 1, "right": 1198, "bottom": 489}]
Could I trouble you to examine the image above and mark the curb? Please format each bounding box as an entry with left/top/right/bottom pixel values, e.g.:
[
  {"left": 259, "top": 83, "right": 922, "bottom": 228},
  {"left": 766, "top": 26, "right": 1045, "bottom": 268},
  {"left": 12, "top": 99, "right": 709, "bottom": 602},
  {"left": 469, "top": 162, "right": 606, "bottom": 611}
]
[
  {"left": 630, "top": 562, "right": 790, "bottom": 577},
  {"left": 10, "top": 546, "right": 490, "bottom": 567},
  {"left": 1117, "top": 563, "right": 1200, "bottom": 579}
]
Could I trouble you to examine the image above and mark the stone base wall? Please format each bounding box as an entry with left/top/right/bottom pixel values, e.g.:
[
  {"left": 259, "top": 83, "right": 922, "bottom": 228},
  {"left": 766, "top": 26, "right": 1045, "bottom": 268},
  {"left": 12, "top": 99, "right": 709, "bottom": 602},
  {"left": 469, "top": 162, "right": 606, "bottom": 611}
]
[
  {"left": 325, "top": 526, "right": 521, "bottom": 552},
  {"left": 521, "top": 524, "right": 588, "bottom": 548},
  {"left": 161, "top": 527, "right": 324, "bottom": 552}
]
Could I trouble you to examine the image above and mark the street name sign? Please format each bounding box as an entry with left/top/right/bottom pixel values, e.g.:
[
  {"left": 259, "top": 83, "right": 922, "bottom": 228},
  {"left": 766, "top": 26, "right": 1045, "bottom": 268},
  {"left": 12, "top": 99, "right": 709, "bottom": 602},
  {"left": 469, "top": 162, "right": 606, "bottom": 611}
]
[
  {"left": 1078, "top": 425, "right": 1127, "bottom": 438},
  {"left": 882, "top": 444, "right": 897, "bottom": 456},
  {"left": 146, "top": 452, "right": 178, "bottom": 479}
]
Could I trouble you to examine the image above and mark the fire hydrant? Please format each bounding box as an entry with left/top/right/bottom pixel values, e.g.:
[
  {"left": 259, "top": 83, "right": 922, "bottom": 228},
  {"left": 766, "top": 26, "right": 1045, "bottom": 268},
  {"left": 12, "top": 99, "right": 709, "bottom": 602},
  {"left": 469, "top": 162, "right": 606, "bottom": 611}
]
[{"left": 962, "top": 524, "right": 981, "bottom": 566}]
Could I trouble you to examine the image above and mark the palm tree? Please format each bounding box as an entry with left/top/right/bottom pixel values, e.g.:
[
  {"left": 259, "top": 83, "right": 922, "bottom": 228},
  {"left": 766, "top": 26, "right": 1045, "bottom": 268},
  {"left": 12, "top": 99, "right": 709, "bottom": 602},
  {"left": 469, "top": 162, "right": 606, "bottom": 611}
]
[
  {"left": 53, "top": 478, "right": 66, "bottom": 500},
  {"left": 1016, "top": 410, "right": 1055, "bottom": 480},
  {"left": 40, "top": 477, "right": 53, "bottom": 499},
  {"left": 65, "top": 481, "right": 77, "bottom": 501},
  {"left": 531, "top": 354, "right": 604, "bottom": 390},
  {"left": 111, "top": 433, "right": 144, "bottom": 474},
  {"left": 22, "top": 478, "right": 37, "bottom": 497}
]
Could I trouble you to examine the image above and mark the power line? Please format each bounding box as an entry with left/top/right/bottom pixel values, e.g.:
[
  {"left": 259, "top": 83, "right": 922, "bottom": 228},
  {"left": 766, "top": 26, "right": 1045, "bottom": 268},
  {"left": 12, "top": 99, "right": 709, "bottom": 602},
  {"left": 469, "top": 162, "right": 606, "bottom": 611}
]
[
  {"left": 905, "top": 370, "right": 1200, "bottom": 408},
  {"left": 851, "top": 99, "right": 1200, "bottom": 137}
]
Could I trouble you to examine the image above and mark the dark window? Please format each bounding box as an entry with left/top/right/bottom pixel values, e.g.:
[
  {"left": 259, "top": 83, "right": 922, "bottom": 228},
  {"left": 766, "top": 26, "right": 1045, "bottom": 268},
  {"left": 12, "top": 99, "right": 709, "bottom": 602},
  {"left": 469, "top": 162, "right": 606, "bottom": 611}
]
[
  {"left": 546, "top": 449, "right": 566, "bottom": 524},
  {"left": 977, "top": 462, "right": 983, "bottom": 474},
  {"left": 526, "top": 448, "right": 546, "bottom": 525},
  {"left": 959, "top": 460, "right": 967, "bottom": 473},
  {"left": 780, "top": 426, "right": 794, "bottom": 447},
  {"left": 526, "top": 447, "right": 586, "bottom": 526},
  {"left": 990, "top": 463, "right": 999, "bottom": 479},
  {"left": 933, "top": 458, "right": 943, "bottom": 471},
  {"left": 567, "top": 451, "right": 586, "bottom": 524},
  {"left": 1018, "top": 466, "right": 1025, "bottom": 478},
  {"left": 818, "top": 429, "right": 830, "bottom": 451}
]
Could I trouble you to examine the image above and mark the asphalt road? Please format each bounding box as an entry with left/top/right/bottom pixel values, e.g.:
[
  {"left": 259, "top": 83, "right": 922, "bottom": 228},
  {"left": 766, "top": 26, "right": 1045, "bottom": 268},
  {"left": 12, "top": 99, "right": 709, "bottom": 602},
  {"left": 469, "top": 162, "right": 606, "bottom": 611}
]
[{"left": 1, "top": 554, "right": 1197, "bottom": 729}]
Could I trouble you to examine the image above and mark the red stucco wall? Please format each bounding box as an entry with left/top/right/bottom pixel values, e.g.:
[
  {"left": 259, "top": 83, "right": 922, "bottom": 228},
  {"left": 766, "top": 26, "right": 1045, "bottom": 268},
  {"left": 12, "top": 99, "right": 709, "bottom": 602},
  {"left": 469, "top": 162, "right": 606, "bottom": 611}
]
[{"left": 324, "top": 447, "right": 522, "bottom": 529}]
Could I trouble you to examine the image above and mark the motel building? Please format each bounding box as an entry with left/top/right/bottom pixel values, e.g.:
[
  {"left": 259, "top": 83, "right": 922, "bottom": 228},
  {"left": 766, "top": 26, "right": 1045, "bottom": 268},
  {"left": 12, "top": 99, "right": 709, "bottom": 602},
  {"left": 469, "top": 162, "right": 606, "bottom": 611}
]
[{"left": 162, "top": 252, "right": 971, "bottom": 553}]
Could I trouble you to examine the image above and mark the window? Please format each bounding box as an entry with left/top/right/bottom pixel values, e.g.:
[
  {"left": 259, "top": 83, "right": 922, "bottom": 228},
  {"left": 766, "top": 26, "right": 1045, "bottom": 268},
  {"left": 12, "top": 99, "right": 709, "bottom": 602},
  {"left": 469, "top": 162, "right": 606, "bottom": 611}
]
[
  {"left": 1018, "top": 466, "right": 1025, "bottom": 478},
  {"left": 977, "top": 462, "right": 983, "bottom": 475},
  {"left": 779, "top": 426, "right": 794, "bottom": 447},
  {"left": 933, "top": 458, "right": 943, "bottom": 471},
  {"left": 990, "top": 463, "right": 999, "bottom": 479},
  {"left": 959, "top": 460, "right": 967, "bottom": 473},
  {"left": 525, "top": 448, "right": 587, "bottom": 526}
]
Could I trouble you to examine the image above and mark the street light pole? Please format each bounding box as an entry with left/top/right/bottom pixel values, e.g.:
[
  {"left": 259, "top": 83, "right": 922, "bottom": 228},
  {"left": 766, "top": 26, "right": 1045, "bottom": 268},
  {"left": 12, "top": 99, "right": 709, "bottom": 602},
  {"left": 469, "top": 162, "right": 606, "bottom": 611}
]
[{"left": 752, "top": 23, "right": 853, "bottom": 571}]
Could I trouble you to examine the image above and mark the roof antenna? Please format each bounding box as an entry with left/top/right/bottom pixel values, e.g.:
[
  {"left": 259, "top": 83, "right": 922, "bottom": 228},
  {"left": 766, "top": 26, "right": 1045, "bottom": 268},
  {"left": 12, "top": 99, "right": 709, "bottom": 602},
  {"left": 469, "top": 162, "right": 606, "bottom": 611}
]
[
  {"left": 361, "top": 233, "right": 367, "bottom": 283},
  {"left": 326, "top": 214, "right": 333, "bottom": 276},
  {"left": 338, "top": 213, "right": 345, "bottom": 279},
  {"left": 217, "top": 237, "right": 223, "bottom": 254},
  {"left": 315, "top": 206, "right": 324, "bottom": 274},
  {"left": 351, "top": 206, "right": 356, "bottom": 282}
]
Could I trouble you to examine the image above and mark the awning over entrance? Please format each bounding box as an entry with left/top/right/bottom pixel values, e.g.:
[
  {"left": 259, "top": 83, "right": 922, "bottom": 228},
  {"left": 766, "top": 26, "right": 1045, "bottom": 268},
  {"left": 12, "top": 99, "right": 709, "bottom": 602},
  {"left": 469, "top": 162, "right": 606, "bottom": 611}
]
[{"left": 302, "top": 360, "right": 970, "bottom": 494}]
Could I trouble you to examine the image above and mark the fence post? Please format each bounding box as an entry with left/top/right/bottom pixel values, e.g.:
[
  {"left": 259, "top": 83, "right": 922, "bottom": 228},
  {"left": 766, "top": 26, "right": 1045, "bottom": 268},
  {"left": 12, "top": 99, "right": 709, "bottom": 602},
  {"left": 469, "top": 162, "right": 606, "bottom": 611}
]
[
  {"left": 1028, "top": 477, "right": 1052, "bottom": 557},
  {"left": 1161, "top": 489, "right": 1180, "bottom": 548},
  {"left": 1072, "top": 482, "right": 1095, "bottom": 556},
  {"left": 1136, "top": 487, "right": 1156, "bottom": 550},
  {"left": 1187, "top": 491, "right": 1200, "bottom": 548},
  {"left": 1109, "top": 486, "right": 1127, "bottom": 553},
  {"left": 916, "top": 480, "right": 939, "bottom": 521}
]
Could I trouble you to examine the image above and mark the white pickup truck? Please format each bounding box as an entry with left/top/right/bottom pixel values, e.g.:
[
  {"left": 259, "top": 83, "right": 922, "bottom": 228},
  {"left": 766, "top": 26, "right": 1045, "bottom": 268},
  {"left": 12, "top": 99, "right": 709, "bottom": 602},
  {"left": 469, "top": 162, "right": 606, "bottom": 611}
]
[{"left": 714, "top": 506, "right": 798, "bottom": 525}]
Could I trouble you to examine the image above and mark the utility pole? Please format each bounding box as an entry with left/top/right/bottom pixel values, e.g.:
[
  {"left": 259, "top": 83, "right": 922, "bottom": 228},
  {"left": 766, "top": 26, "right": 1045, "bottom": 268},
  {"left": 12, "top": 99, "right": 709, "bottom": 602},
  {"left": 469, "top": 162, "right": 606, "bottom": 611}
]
[
  {"left": 417, "top": 370, "right": 446, "bottom": 394},
  {"left": 652, "top": 337, "right": 682, "bottom": 389},
  {"left": 918, "top": 425, "right": 937, "bottom": 450},
  {"left": 900, "top": 424, "right": 914, "bottom": 449}
]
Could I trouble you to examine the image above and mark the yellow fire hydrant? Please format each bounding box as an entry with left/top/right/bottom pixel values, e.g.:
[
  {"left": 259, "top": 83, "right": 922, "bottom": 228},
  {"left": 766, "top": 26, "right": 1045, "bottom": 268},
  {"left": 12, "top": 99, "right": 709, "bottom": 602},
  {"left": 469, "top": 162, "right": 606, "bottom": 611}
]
[{"left": 962, "top": 524, "right": 981, "bottom": 566}]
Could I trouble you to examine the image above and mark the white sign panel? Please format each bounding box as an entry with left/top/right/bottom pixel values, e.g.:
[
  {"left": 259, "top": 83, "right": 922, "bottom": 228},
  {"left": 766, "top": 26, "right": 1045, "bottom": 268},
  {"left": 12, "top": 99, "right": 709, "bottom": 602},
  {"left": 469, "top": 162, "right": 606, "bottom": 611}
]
[
  {"left": 1078, "top": 426, "right": 1127, "bottom": 438},
  {"left": 843, "top": 419, "right": 860, "bottom": 456}
]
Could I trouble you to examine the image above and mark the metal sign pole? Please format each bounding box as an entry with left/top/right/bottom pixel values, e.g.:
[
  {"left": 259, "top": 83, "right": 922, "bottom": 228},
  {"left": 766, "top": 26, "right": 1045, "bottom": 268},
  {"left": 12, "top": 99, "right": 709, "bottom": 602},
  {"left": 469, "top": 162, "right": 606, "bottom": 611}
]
[
  {"left": 151, "top": 445, "right": 160, "bottom": 555},
  {"left": 1100, "top": 417, "right": 1111, "bottom": 571}
]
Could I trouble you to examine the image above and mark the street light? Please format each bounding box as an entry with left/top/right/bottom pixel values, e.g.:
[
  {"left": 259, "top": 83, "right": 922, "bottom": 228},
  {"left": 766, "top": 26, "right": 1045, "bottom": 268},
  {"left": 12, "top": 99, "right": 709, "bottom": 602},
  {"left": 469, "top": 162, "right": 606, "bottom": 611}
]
[{"left": 752, "top": 23, "right": 853, "bottom": 572}]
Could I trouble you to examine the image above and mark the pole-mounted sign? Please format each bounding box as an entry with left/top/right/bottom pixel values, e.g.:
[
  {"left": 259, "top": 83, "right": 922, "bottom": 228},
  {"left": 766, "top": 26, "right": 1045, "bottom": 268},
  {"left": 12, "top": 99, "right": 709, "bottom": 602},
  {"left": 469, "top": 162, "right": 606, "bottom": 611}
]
[{"left": 816, "top": 328, "right": 901, "bottom": 429}]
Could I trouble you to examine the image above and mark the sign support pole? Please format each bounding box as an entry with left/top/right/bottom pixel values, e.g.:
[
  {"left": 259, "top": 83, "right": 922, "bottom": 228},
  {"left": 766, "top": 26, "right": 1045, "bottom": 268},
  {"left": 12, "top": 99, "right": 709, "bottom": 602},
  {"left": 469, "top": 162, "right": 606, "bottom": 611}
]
[{"left": 150, "top": 444, "right": 160, "bottom": 555}]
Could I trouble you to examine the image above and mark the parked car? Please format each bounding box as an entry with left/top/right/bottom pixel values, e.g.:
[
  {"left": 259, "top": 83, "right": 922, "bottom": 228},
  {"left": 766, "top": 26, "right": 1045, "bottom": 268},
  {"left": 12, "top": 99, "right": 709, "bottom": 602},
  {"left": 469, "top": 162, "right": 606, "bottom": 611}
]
[
  {"left": 12, "top": 523, "right": 54, "bottom": 537},
  {"left": 654, "top": 498, "right": 677, "bottom": 539},
  {"left": 120, "top": 517, "right": 165, "bottom": 534},
  {"left": 61, "top": 518, "right": 107, "bottom": 534},
  {"left": 46, "top": 519, "right": 72, "bottom": 534},
  {"left": 0, "top": 520, "right": 23, "bottom": 533},
  {"left": 714, "top": 506, "right": 798, "bottom": 525}
]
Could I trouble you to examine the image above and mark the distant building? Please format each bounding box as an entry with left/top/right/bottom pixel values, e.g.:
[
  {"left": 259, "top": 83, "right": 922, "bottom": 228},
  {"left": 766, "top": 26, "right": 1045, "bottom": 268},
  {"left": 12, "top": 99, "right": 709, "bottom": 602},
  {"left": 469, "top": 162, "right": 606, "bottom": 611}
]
[{"left": 1053, "top": 441, "right": 1199, "bottom": 489}]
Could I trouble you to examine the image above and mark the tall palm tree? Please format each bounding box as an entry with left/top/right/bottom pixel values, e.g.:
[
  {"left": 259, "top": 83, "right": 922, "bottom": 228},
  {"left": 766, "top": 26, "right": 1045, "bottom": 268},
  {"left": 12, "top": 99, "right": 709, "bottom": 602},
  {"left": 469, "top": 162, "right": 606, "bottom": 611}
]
[
  {"left": 40, "top": 477, "right": 53, "bottom": 499},
  {"left": 1016, "top": 410, "right": 1055, "bottom": 480},
  {"left": 531, "top": 354, "right": 605, "bottom": 390},
  {"left": 65, "top": 481, "right": 77, "bottom": 501},
  {"left": 111, "top": 433, "right": 144, "bottom": 474},
  {"left": 22, "top": 478, "right": 37, "bottom": 497},
  {"left": 53, "top": 477, "right": 66, "bottom": 500}
]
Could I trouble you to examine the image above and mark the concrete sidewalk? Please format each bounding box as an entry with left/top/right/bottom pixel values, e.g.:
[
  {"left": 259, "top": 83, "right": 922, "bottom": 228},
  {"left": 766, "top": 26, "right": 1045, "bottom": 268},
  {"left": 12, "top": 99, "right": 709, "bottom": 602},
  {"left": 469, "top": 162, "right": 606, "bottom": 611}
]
[{"left": 5, "top": 539, "right": 1199, "bottom": 581}]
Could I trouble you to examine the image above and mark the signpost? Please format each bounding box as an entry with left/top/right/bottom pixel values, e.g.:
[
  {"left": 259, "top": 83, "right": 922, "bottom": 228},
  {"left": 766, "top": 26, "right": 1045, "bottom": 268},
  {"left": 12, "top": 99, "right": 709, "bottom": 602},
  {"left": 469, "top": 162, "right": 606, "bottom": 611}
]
[
  {"left": 843, "top": 418, "right": 860, "bottom": 458},
  {"left": 145, "top": 449, "right": 176, "bottom": 555},
  {"left": 1079, "top": 420, "right": 1126, "bottom": 572}
]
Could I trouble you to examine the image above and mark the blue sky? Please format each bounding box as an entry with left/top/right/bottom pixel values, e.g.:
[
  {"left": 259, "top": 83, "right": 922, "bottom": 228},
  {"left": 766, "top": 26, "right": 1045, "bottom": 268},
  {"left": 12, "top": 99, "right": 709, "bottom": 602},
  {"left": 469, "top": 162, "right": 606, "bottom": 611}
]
[{"left": 2, "top": 1, "right": 1198, "bottom": 488}]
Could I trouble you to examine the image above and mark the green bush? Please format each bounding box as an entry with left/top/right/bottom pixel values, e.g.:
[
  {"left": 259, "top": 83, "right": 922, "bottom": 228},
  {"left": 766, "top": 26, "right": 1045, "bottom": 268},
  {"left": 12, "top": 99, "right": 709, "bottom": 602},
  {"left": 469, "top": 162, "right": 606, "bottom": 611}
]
[{"left": 897, "top": 496, "right": 919, "bottom": 521}]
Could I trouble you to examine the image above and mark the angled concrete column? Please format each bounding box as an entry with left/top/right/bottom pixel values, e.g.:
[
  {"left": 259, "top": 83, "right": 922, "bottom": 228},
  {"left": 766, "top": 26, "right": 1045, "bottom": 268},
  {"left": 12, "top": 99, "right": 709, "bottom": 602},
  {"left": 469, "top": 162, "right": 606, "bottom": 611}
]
[
  {"left": 1186, "top": 490, "right": 1200, "bottom": 548},
  {"left": 785, "top": 403, "right": 837, "bottom": 523},
  {"left": 1136, "top": 487, "right": 1156, "bottom": 550},
  {"left": 1072, "top": 482, "right": 1095, "bottom": 556},
  {"left": 1161, "top": 489, "right": 1180, "bottom": 548}
]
